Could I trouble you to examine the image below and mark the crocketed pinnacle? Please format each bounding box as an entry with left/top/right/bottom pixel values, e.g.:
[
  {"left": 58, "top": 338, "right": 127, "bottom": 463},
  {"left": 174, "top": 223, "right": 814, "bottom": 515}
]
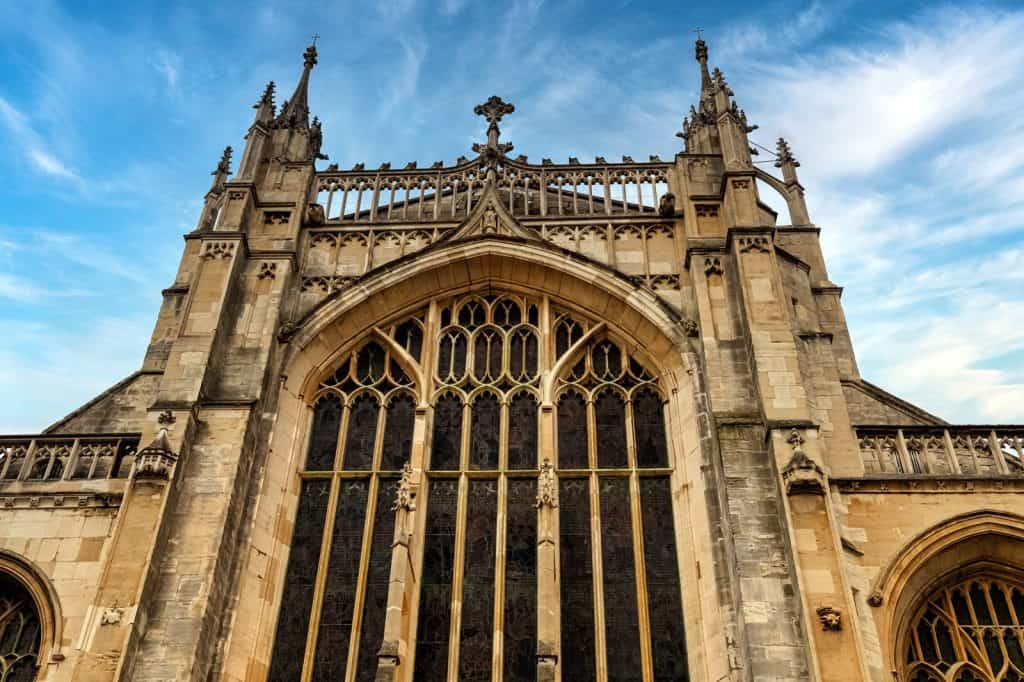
[
  {"left": 208, "top": 146, "right": 232, "bottom": 195},
  {"left": 273, "top": 43, "right": 317, "bottom": 130},
  {"left": 253, "top": 81, "right": 276, "bottom": 126},
  {"left": 775, "top": 137, "right": 799, "bottom": 167}
]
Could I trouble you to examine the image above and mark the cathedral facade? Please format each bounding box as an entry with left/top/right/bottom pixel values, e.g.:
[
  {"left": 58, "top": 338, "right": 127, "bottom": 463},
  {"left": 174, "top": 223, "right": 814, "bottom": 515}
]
[{"left": 1, "top": 38, "right": 1022, "bottom": 682}]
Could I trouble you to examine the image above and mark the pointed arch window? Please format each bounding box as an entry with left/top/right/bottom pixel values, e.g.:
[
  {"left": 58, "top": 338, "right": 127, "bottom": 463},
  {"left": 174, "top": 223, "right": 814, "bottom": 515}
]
[
  {"left": 0, "top": 572, "right": 41, "bottom": 681},
  {"left": 271, "top": 292, "right": 691, "bottom": 681},
  {"left": 904, "top": 572, "right": 1024, "bottom": 681},
  {"left": 268, "top": 328, "right": 420, "bottom": 682}
]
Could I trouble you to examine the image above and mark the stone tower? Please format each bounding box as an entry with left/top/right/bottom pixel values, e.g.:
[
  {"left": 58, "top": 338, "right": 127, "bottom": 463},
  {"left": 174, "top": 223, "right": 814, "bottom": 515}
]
[{"left": 1, "top": 38, "right": 1022, "bottom": 682}]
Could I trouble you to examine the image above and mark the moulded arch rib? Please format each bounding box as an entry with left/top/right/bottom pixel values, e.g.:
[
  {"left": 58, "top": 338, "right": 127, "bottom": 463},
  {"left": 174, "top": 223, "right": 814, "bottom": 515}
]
[{"left": 283, "top": 237, "right": 695, "bottom": 400}]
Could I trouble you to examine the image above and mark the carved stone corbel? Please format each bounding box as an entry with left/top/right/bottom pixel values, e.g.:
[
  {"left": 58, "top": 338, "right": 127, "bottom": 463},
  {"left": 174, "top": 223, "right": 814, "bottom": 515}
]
[{"left": 780, "top": 429, "right": 826, "bottom": 495}]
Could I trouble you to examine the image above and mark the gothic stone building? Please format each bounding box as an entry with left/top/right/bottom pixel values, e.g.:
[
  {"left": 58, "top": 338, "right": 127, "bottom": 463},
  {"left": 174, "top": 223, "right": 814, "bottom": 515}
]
[{"left": 1, "top": 39, "right": 1022, "bottom": 682}]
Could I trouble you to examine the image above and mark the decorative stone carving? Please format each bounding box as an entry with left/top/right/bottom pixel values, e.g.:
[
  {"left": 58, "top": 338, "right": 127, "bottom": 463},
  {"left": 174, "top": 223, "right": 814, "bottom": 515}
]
[
  {"left": 100, "top": 607, "right": 124, "bottom": 626},
  {"left": 227, "top": 190, "right": 245, "bottom": 201},
  {"left": 306, "top": 202, "right": 326, "bottom": 226},
  {"left": 781, "top": 429, "right": 826, "bottom": 495},
  {"left": 731, "top": 178, "right": 752, "bottom": 190},
  {"left": 158, "top": 410, "right": 176, "bottom": 427},
  {"left": 263, "top": 211, "right": 290, "bottom": 226},
  {"left": 392, "top": 462, "right": 416, "bottom": 512},
  {"left": 737, "top": 236, "right": 770, "bottom": 253},
  {"left": 658, "top": 192, "right": 676, "bottom": 217},
  {"left": 257, "top": 263, "right": 278, "bottom": 280},
  {"left": 816, "top": 606, "right": 841, "bottom": 631},
  {"left": 134, "top": 428, "right": 177, "bottom": 480},
  {"left": 536, "top": 459, "right": 558, "bottom": 509},
  {"left": 704, "top": 257, "right": 723, "bottom": 275},
  {"left": 200, "top": 241, "right": 236, "bottom": 260},
  {"left": 682, "top": 319, "right": 699, "bottom": 338},
  {"left": 277, "top": 319, "right": 299, "bottom": 344},
  {"left": 695, "top": 204, "right": 719, "bottom": 218}
]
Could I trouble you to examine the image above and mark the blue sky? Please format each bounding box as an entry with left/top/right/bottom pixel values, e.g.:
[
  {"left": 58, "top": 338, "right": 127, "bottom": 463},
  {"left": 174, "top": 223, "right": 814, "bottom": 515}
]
[{"left": 1, "top": 0, "right": 1022, "bottom": 431}]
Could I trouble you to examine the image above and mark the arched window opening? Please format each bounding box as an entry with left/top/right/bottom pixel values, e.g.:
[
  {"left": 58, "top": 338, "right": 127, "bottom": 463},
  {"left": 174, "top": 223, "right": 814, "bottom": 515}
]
[
  {"left": 271, "top": 293, "right": 690, "bottom": 681},
  {"left": 904, "top": 572, "right": 1024, "bottom": 681},
  {"left": 555, "top": 333, "right": 689, "bottom": 680},
  {"left": 268, "top": 329, "right": 421, "bottom": 682},
  {"left": 0, "top": 572, "right": 41, "bottom": 682}
]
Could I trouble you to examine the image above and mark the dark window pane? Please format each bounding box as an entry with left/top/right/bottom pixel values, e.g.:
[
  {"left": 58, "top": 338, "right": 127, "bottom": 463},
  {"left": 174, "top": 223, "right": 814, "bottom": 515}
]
[
  {"left": 381, "top": 394, "right": 415, "bottom": 470},
  {"left": 600, "top": 477, "right": 642, "bottom": 681},
  {"left": 459, "top": 481, "right": 498, "bottom": 680},
  {"left": 592, "top": 341, "right": 622, "bottom": 380},
  {"left": 355, "top": 479, "right": 399, "bottom": 682},
  {"left": 504, "top": 479, "right": 537, "bottom": 681},
  {"left": 472, "top": 328, "right": 502, "bottom": 382},
  {"left": 494, "top": 298, "right": 522, "bottom": 328},
  {"left": 557, "top": 392, "right": 589, "bottom": 469},
  {"left": 343, "top": 394, "right": 380, "bottom": 471},
  {"left": 268, "top": 479, "right": 331, "bottom": 680},
  {"left": 307, "top": 394, "right": 342, "bottom": 471},
  {"left": 430, "top": 394, "right": 463, "bottom": 470},
  {"left": 396, "top": 319, "right": 424, "bottom": 361},
  {"left": 312, "top": 480, "right": 369, "bottom": 681},
  {"left": 510, "top": 330, "right": 539, "bottom": 382},
  {"left": 356, "top": 342, "right": 387, "bottom": 385},
  {"left": 559, "top": 478, "right": 596, "bottom": 681},
  {"left": 414, "top": 479, "right": 459, "bottom": 682},
  {"left": 469, "top": 393, "right": 501, "bottom": 470},
  {"left": 437, "top": 331, "right": 468, "bottom": 383},
  {"left": 508, "top": 393, "right": 538, "bottom": 470},
  {"left": 634, "top": 389, "right": 669, "bottom": 468},
  {"left": 640, "top": 477, "right": 689, "bottom": 681},
  {"left": 595, "top": 390, "right": 628, "bottom": 468}
]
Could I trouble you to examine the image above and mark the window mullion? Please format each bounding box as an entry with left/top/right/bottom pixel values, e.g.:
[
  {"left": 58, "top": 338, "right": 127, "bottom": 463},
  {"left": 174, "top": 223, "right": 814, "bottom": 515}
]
[
  {"left": 447, "top": 474, "right": 470, "bottom": 682},
  {"left": 590, "top": 472, "right": 608, "bottom": 682},
  {"left": 492, "top": 474, "right": 509, "bottom": 682},
  {"left": 629, "top": 472, "right": 655, "bottom": 682},
  {"left": 300, "top": 475, "right": 342, "bottom": 682},
  {"left": 335, "top": 403, "right": 352, "bottom": 470},
  {"left": 345, "top": 475, "right": 379, "bottom": 682}
]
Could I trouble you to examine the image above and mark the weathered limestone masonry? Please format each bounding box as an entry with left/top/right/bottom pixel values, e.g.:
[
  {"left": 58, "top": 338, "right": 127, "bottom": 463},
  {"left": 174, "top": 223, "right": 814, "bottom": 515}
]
[{"left": 2, "top": 36, "right": 1022, "bottom": 682}]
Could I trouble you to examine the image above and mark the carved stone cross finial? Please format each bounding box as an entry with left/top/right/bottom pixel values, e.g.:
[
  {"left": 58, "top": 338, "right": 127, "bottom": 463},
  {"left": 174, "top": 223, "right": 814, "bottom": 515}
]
[
  {"left": 474, "top": 95, "right": 515, "bottom": 124},
  {"left": 693, "top": 27, "right": 704, "bottom": 40},
  {"left": 472, "top": 95, "right": 515, "bottom": 157}
]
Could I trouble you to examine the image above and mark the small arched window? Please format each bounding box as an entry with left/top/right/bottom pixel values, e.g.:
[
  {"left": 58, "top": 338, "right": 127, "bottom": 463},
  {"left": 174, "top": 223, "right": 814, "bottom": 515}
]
[
  {"left": 0, "top": 571, "right": 40, "bottom": 681},
  {"left": 904, "top": 572, "right": 1024, "bottom": 681}
]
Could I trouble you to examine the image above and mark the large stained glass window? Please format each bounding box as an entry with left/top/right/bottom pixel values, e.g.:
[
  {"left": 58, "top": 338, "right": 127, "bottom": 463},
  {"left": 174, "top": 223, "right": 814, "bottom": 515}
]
[
  {"left": 555, "top": 336, "right": 689, "bottom": 681},
  {"left": 268, "top": 322, "right": 420, "bottom": 682},
  {"left": 904, "top": 573, "right": 1024, "bottom": 682},
  {"left": 415, "top": 294, "right": 541, "bottom": 681},
  {"left": 0, "top": 572, "right": 40, "bottom": 682},
  {"left": 271, "top": 292, "right": 690, "bottom": 681}
]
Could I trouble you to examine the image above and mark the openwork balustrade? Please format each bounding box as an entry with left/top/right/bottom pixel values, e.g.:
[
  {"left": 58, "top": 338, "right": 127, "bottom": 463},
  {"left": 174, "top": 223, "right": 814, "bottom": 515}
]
[
  {"left": 0, "top": 434, "right": 140, "bottom": 482},
  {"left": 855, "top": 426, "right": 1024, "bottom": 476},
  {"left": 312, "top": 157, "right": 673, "bottom": 224}
]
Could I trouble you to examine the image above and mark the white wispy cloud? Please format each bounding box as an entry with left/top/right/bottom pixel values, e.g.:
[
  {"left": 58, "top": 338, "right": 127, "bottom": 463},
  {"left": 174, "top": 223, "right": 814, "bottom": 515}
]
[
  {"left": 0, "top": 97, "right": 82, "bottom": 183},
  {"left": 731, "top": 5, "right": 1024, "bottom": 422},
  {"left": 151, "top": 49, "right": 183, "bottom": 90}
]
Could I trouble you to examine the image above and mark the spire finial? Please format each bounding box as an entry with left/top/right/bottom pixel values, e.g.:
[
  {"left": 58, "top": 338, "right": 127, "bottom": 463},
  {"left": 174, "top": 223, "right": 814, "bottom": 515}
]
[
  {"left": 472, "top": 95, "right": 515, "bottom": 157},
  {"left": 695, "top": 33, "right": 712, "bottom": 92},
  {"left": 274, "top": 41, "right": 318, "bottom": 130}
]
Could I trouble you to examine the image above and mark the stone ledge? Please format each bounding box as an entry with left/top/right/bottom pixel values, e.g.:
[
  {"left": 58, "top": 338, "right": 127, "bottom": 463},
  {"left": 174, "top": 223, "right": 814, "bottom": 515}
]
[{"left": 833, "top": 475, "right": 1024, "bottom": 494}]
